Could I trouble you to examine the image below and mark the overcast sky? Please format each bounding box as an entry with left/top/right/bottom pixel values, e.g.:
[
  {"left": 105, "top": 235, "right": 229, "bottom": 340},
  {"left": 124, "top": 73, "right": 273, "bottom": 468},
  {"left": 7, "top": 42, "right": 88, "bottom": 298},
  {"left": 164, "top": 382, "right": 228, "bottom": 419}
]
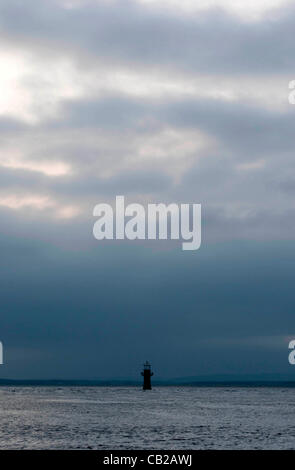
[{"left": 1, "top": 0, "right": 295, "bottom": 379}]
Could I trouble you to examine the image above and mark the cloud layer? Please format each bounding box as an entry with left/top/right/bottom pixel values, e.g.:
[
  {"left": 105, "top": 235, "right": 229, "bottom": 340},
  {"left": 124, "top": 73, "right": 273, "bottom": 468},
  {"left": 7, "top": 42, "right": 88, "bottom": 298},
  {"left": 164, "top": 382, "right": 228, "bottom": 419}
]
[{"left": 0, "top": 0, "right": 295, "bottom": 378}]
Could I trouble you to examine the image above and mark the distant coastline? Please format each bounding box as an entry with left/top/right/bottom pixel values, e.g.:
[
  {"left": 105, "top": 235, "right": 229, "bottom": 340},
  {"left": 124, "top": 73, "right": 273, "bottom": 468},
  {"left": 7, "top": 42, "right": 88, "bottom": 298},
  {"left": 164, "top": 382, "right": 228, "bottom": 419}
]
[{"left": 1, "top": 378, "right": 295, "bottom": 387}]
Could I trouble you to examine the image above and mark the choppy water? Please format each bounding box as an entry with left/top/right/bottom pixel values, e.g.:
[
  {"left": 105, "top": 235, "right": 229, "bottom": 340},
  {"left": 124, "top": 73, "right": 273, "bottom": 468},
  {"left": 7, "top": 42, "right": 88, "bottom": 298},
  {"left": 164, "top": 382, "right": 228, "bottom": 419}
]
[{"left": 0, "top": 386, "right": 294, "bottom": 449}]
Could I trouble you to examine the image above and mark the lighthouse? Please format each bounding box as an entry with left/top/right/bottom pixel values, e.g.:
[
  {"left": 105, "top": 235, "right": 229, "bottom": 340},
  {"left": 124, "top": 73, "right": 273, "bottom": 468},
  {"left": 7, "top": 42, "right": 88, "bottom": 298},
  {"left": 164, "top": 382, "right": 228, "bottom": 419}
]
[{"left": 141, "top": 361, "right": 153, "bottom": 390}]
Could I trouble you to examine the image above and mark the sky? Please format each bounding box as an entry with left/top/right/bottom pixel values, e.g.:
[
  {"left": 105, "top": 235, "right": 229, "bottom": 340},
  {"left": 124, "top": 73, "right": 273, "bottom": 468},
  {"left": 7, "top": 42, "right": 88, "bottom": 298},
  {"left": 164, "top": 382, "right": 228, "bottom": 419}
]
[{"left": 0, "top": 0, "right": 295, "bottom": 380}]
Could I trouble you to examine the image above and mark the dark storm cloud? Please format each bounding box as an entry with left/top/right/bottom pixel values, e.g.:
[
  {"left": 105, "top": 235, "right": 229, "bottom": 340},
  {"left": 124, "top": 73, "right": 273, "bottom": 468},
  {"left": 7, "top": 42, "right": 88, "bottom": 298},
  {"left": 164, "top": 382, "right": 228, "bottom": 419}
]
[{"left": 1, "top": 231, "right": 295, "bottom": 379}]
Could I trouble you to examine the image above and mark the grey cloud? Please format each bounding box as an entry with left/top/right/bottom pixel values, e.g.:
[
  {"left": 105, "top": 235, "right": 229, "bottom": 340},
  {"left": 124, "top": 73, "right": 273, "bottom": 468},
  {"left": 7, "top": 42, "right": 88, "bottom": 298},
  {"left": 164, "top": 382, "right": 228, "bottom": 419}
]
[{"left": 0, "top": 0, "right": 295, "bottom": 75}]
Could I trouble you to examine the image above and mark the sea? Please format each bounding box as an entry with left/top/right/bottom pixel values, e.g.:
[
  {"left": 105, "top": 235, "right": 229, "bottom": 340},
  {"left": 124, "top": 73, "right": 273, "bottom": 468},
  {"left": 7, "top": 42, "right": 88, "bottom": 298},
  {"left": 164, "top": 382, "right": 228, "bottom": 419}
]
[{"left": 0, "top": 386, "right": 294, "bottom": 449}]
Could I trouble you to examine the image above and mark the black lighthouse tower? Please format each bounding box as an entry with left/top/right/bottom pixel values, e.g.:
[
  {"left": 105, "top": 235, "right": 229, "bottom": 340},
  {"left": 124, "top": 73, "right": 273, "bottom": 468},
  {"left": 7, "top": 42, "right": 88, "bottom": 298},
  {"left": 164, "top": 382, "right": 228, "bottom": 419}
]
[{"left": 141, "top": 361, "right": 153, "bottom": 390}]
